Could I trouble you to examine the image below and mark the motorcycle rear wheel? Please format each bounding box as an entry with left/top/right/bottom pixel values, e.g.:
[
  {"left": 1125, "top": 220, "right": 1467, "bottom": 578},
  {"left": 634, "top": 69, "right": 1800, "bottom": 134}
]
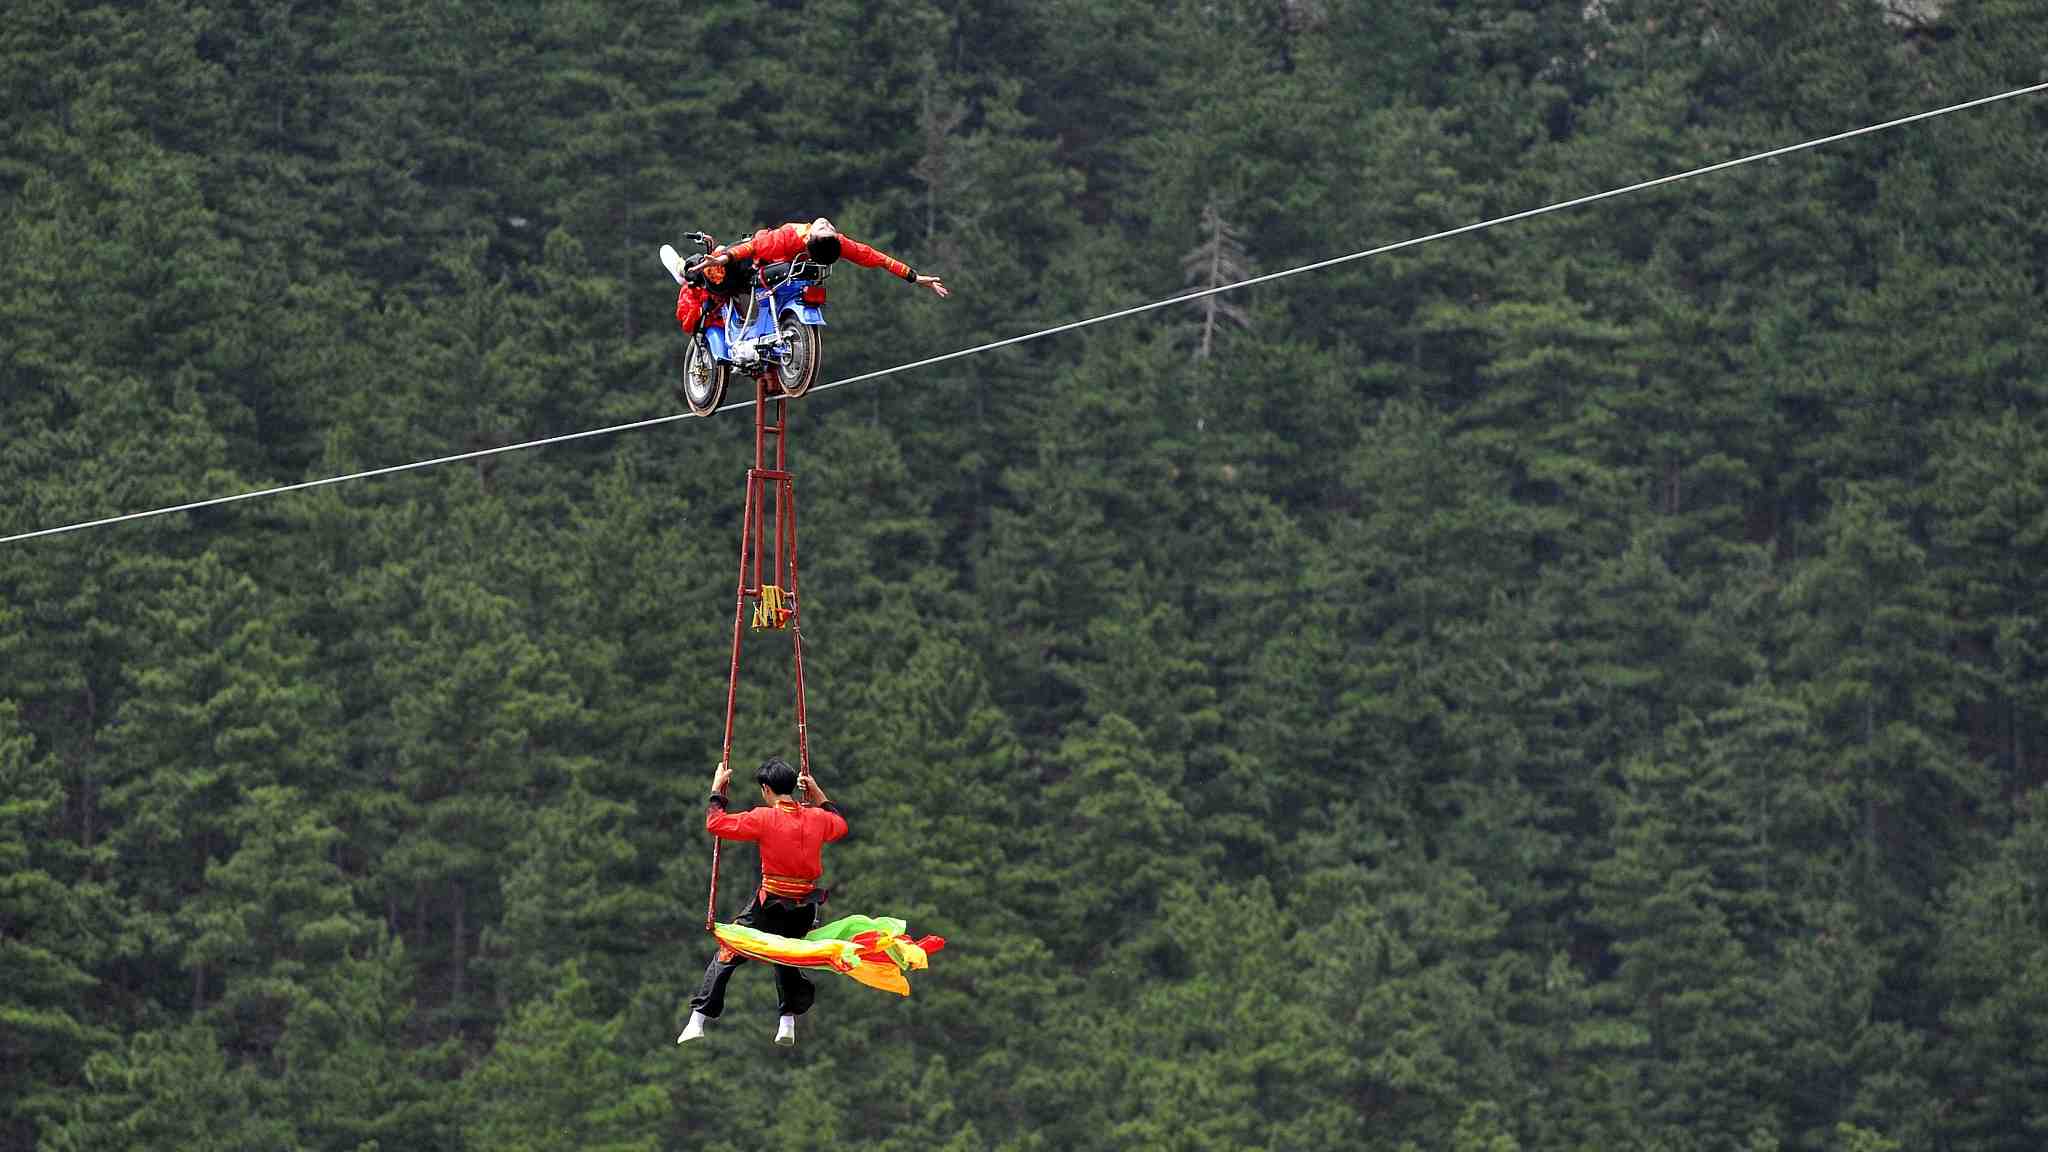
[{"left": 775, "top": 319, "right": 822, "bottom": 398}]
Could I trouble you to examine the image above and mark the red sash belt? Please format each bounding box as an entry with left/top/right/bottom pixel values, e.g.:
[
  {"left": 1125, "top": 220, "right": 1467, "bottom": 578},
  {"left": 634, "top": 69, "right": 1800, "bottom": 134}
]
[{"left": 759, "top": 872, "right": 817, "bottom": 900}]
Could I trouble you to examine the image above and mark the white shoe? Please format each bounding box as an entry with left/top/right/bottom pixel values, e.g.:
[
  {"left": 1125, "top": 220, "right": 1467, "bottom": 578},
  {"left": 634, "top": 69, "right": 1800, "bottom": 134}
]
[
  {"left": 660, "top": 244, "right": 687, "bottom": 285},
  {"left": 677, "top": 1010, "right": 710, "bottom": 1044},
  {"left": 774, "top": 1014, "right": 797, "bottom": 1046}
]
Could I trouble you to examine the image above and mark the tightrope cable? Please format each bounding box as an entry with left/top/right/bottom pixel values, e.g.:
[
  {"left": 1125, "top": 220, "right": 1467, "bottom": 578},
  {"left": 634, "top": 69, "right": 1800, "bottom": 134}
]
[{"left": 6, "top": 80, "right": 2043, "bottom": 546}]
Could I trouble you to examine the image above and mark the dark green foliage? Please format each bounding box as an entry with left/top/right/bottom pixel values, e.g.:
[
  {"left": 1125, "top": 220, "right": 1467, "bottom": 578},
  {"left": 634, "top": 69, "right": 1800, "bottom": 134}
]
[
  {"left": 0, "top": 702, "right": 110, "bottom": 1148},
  {"left": 1929, "top": 805, "right": 2048, "bottom": 1152},
  {"left": 4, "top": 2, "right": 2048, "bottom": 1149}
]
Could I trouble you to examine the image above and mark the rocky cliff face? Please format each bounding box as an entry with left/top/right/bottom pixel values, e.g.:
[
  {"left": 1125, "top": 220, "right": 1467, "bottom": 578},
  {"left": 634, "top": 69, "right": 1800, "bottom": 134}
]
[{"left": 1883, "top": 0, "right": 1946, "bottom": 29}]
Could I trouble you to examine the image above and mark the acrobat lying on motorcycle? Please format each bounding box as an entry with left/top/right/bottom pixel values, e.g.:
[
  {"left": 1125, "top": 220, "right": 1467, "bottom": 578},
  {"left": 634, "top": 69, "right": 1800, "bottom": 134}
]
[{"left": 662, "top": 217, "right": 949, "bottom": 415}]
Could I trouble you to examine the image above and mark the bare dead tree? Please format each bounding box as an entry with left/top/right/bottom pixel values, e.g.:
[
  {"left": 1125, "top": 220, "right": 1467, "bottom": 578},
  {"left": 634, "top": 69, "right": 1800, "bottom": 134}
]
[{"left": 1180, "top": 200, "right": 1253, "bottom": 361}]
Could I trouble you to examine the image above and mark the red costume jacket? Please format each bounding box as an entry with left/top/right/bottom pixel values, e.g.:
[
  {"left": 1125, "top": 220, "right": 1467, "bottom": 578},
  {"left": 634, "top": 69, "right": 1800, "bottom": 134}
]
[{"left": 706, "top": 794, "right": 848, "bottom": 899}]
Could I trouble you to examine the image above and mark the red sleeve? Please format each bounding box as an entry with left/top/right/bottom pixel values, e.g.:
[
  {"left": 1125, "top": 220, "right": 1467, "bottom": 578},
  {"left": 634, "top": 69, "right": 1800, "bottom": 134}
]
[
  {"left": 728, "top": 225, "right": 804, "bottom": 264},
  {"left": 706, "top": 800, "right": 763, "bottom": 842},
  {"left": 813, "top": 805, "right": 848, "bottom": 844},
  {"left": 837, "top": 237, "right": 914, "bottom": 281},
  {"left": 676, "top": 283, "right": 706, "bottom": 333}
]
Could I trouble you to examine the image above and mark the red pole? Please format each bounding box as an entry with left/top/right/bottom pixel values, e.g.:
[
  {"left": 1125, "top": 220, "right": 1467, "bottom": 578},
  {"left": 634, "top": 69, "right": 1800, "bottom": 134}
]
[
  {"left": 708, "top": 377, "right": 817, "bottom": 924},
  {"left": 788, "top": 475, "right": 812, "bottom": 784},
  {"left": 772, "top": 398, "right": 788, "bottom": 593},
  {"left": 708, "top": 384, "right": 767, "bottom": 932}
]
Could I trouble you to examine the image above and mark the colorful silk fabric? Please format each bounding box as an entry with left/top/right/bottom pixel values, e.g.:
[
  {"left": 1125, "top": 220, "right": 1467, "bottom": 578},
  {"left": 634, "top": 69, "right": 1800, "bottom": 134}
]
[{"left": 710, "top": 915, "right": 946, "bottom": 997}]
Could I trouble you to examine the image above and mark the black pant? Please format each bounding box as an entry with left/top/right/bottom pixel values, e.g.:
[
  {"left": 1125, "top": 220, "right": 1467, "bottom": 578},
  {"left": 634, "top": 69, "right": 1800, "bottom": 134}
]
[{"left": 691, "top": 895, "right": 820, "bottom": 1018}]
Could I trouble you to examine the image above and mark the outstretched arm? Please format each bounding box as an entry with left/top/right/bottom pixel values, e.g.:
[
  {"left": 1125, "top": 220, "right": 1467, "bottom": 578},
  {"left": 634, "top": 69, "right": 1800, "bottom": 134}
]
[{"left": 838, "top": 237, "right": 950, "bottom": 298}]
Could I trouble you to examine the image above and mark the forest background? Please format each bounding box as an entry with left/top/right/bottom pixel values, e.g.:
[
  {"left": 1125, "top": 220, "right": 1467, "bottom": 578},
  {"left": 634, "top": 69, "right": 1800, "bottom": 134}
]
[{"left": 4, "top": 2, "right": 2047, "bottom": 1150}]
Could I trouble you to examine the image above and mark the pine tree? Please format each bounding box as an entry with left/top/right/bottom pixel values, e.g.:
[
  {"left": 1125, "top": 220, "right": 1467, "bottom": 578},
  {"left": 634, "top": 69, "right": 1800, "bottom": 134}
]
[
  {"left": 485, "top": 782, "right": 657, "bottom": 1013},
  {"left": 0, "top": 701, "right": 110, "bottom": 1149},
  {"left": 377, "top": 562, "right": 584, "bottom": 1029},
  {"left": 1926, "top": 802, "right": 2048, "bottom": 1152},
  {"left": 44, "top": 1023, "right": 291, "bottom": 1152},
  {"left": 464, "top": 963, "right": 666, "bottom": 1152},
  {"left": 98, "top": 549, "right": 339, "bottom": 1016},
  {"left": 1584, "top": 740, "right": 1781, "bottom": 1146},
  {"left": 1779, "top": 493, "right": 1987, "bottom": 948},
  {"left": 277, "top": 931, "right": 463, "bottom": 1152},
  {"left": 177, "top": 786, "right": 371, "bottom": 1061},
  {"left": 1929, "top": 410, "right": 2048, "bottom": 799}
]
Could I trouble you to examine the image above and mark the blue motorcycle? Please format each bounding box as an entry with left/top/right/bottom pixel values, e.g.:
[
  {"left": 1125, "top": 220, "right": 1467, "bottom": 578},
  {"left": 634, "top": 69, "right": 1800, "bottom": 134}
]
[{"left": 667, "top": 231, "right": 829, "bottom": 416}]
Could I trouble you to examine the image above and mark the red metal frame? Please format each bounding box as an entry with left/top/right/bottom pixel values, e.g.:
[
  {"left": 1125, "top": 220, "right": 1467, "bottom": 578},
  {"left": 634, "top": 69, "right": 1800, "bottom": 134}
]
[{"left": 707, "top": 374, "right": 813, "bottom": 930}]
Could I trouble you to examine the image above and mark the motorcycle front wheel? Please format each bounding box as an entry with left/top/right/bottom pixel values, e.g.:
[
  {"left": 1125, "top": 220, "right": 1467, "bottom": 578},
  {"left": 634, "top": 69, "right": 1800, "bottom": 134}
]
[
  {"left": 678, "top": 337, "right": 727, "bottom": 416},
  {"left": 775, "top": 319, "right": 822, "bottom": 398}
]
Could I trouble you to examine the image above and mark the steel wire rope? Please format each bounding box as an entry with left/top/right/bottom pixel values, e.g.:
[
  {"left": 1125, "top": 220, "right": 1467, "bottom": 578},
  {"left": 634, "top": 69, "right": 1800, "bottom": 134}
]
[{"left": 6, "top": 80, "right": 2044, "bottom": 547}]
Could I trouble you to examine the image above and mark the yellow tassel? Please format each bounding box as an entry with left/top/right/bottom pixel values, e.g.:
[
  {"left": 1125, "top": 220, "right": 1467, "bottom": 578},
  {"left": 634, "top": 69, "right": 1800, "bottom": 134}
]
[{"left": 751, "top": 585, "right": 791, "bottom": 630}]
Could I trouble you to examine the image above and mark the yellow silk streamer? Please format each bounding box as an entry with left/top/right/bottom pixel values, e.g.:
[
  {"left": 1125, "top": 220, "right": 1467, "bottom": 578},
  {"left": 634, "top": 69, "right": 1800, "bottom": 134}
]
[{"left": 710, "top": 917, "right": 944, "bottom": 998}]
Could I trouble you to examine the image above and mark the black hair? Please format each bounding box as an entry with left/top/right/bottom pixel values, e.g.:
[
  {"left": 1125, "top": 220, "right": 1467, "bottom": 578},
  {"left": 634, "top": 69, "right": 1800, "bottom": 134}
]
[
  {"left": 756, "top": 756, "right": 799, "bottom": 796},
  {"left": 805, "top": 232, "right": 842, "bottom": 265}
]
